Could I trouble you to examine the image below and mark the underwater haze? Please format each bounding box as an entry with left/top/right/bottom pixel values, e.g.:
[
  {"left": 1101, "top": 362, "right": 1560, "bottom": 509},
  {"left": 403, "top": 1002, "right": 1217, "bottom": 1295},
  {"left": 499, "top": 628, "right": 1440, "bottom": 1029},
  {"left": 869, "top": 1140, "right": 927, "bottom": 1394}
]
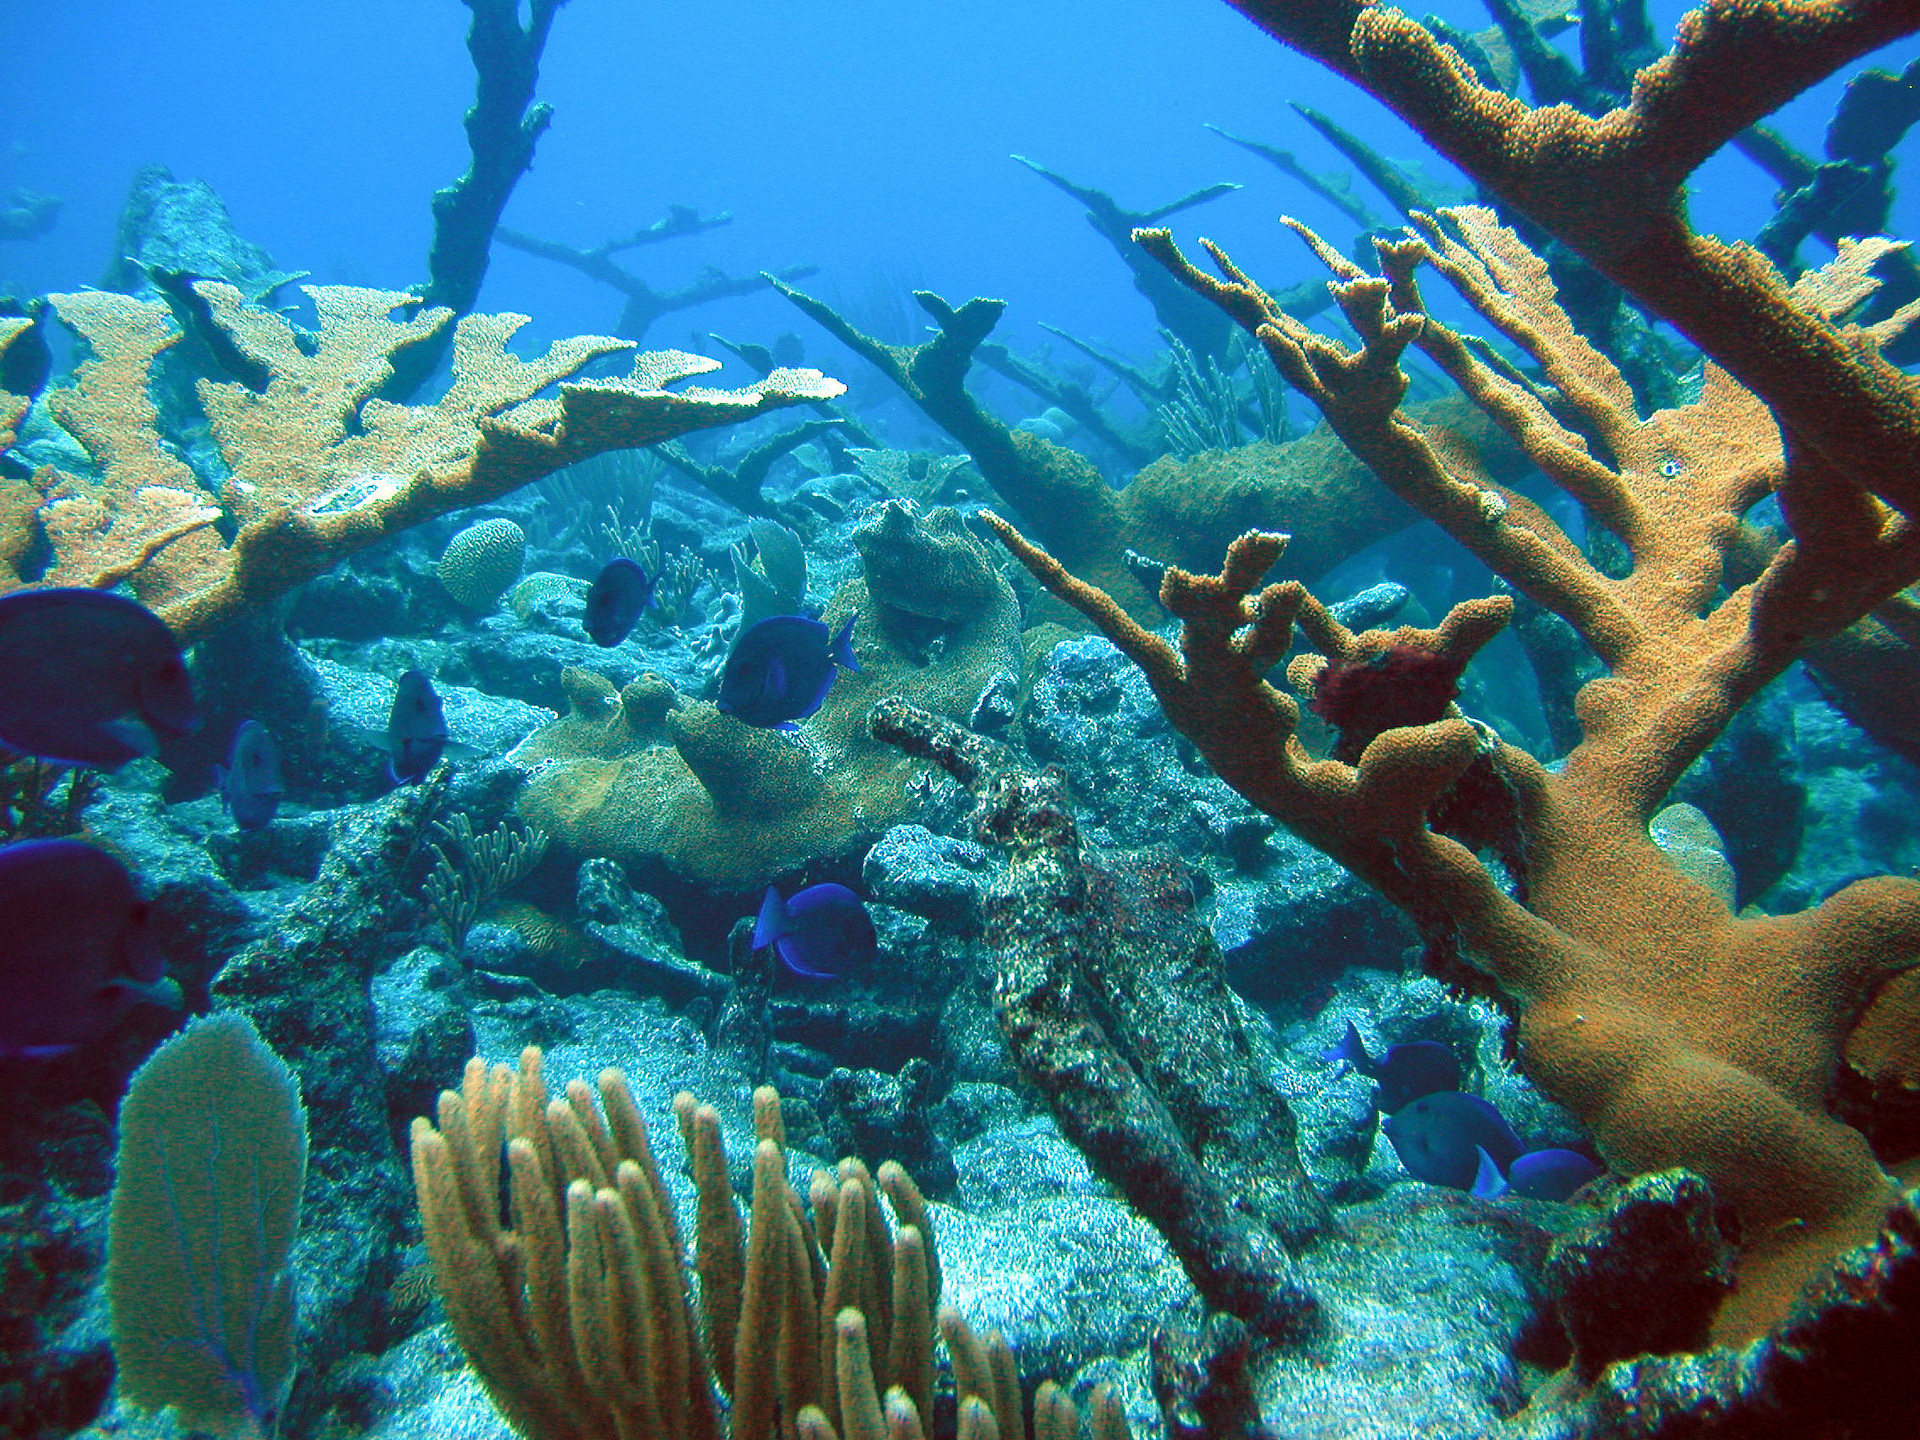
[{"left": 4, "top": 3, "right": 1920, "bottom": 1440}]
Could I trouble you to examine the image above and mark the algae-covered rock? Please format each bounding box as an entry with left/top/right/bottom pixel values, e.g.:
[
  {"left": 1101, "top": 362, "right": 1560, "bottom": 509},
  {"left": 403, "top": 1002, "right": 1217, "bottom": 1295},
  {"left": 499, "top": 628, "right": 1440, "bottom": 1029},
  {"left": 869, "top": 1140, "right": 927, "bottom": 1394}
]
[{"left": 515, "top": 501, "right": 1022, "bottom": 890}]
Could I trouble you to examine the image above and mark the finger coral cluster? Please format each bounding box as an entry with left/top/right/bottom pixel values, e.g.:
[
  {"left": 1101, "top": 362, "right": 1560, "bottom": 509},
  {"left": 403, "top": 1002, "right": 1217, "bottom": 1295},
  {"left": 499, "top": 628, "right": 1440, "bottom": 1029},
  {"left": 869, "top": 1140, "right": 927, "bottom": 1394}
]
[
  {"left": 411, "top": 1049, "right": 1129, "bottom": 1440},
  {"left": 0, "top": 285, "right": 843, "bottom": 644}
]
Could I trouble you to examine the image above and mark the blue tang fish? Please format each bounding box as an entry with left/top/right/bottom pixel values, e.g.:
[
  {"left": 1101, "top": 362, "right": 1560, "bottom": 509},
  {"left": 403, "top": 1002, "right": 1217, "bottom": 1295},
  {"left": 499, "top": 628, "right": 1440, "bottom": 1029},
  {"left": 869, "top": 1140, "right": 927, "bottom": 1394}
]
[
  {"left": 1472, "top": 1145, "right": 1603, "bottom": 1203},
  {"left": 216, "top": 719, "right": 283, "bottom": 831},
  {"left": 0, "top": 588, "right": 198, "bottom": 768},
  {"left": 718, "top": 613, "right": 858, "bottom": 731},
  {"left": 1323, "top": 1020, "right": 1461, "bottom": 1115},
  {"left": 753, "top": 883, "right": 876, "bottom": 980},
  {"left": 585, "top": 556, "right": 657, "bottom": 648},
  {"left": 386, "top": 669, "right": 449, "bottom": 784},
  {"left": 1382, "top": 1090, "right": 1523, "bottom": 1192},
  {"left": 0, "top": 838, "right": 182, "bottom": 1058}
]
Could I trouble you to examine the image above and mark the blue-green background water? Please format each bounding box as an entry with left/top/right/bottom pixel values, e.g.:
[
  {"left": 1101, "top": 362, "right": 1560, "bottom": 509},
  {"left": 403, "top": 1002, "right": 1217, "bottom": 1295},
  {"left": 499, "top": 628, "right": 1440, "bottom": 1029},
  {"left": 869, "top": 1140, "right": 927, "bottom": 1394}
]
[{"left": 6, "top": 0, "right": 1917, "bottom": 389}]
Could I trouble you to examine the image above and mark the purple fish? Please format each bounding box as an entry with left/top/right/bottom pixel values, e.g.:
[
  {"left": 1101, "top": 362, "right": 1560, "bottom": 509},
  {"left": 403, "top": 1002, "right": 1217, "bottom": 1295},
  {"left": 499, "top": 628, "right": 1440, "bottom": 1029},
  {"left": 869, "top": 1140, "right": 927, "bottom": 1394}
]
[
  {"left": 1323, "top": 1019, "right": 1461, "bottom": 1115},
  {"left": 386, "top": 669, "right": 448, "bottom": 784},
  {"left": 718, "top": 614, "right": 858, "bottom": 731},
  {"left": 0, "top": 838, "right": 180, "bottom": 1058},
  {"left": 1382, "top": 1090, "right": 1523, "bottom": 1191},
  {"left": 0, "top": 588, "right": 198, "bottom": 768},
  {"left": 216, "top": 719, "right": 283, "bottom": 831},
  {"left": 585, "top": 556, "right": 657, "bottom": 648},
  {"left": 1472, "top": 1145, "right": 1603, "bottom": 1203},
  {"left": 753, "top": 883, "right": 876, "bottom": 980}
]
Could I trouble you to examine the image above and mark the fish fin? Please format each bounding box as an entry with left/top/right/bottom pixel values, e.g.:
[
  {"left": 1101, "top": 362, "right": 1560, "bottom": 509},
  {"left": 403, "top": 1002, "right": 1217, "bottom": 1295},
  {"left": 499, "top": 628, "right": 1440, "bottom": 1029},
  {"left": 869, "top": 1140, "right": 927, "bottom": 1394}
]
[
  {"left": 832, "top": 613, "right": 860, "bottom": 672},
  {"left": 752, "top": 886, "right": 787, "bottom": 949},
  {"left": 101, "top": 713, "right": 160, "bottom": 758},
  {"left": 1470, "top": 1145, "right": 1508, "bottom": 1200},
  {"left": 1, "top": 1042, "right": 82, "bottom": 1061},
  {"left": 111, "top": 975, "right": 184, "bottom": 1013},
  {"left": 775, "top": 936, "right": 831, "bottom": 980},
  {"left": 1321, "top": 1019, "right": 1373, "bottom": 1074},
  {"left": 775, "top": 721, "right": 802, "bottom": 734}
]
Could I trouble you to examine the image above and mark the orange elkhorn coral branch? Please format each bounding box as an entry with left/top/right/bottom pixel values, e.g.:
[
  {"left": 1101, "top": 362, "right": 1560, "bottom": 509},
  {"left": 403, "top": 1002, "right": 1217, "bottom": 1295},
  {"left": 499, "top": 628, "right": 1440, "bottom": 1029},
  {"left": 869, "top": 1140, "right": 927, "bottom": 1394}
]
[
  {"left": 0, "top": 286, "right": 845, "bottom": 644},
  {"left": 989, "top": 208, "right": 1920, "bottom": 1344},
  {"left": 1221, "top": 0, "right": 1920, "bottom": 521}
]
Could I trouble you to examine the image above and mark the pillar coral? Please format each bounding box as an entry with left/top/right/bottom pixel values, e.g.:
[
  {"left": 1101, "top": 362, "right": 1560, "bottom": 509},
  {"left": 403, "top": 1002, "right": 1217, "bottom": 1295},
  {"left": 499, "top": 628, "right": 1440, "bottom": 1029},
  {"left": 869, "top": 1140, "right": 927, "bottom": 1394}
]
[
  {"left": 0, "top": 284, "right": 844, "bottom": 644},
  {"left": 985, "top": 207, "right": 1920, "bottom": 1346}
]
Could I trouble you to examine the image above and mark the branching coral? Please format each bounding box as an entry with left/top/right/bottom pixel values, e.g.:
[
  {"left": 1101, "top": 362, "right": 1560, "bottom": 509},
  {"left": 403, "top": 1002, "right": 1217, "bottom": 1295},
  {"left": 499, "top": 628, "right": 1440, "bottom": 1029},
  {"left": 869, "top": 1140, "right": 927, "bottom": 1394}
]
[
  {"left": 984, "top": 204, "right": 1920, "bottom": 1349},
  {"left": 412, "top": 1050, "right": 1131, "bottom": 1440},
  {"left": 0, "top": 285, "right": 844, "bottom": 644},
  {"left": 1221, "top": 0, "right": 1920, "bottom": 518},
  {"left": 772, "top": 277, "right": 1527, "bottom": 622}
]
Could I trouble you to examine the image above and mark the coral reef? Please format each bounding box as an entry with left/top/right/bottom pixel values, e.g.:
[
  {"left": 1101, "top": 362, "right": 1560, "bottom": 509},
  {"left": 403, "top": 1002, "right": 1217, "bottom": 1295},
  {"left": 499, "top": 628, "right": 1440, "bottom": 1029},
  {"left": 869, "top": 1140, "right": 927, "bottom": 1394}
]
[
  {"left": 15, "top": 5, "right": 1920, "bottom": 1438},
  {"left": 774, "top": 275, "right": 1527, "bottom": 622},
  {"left": 516, "top": 501, "right": 1020, "bottom": 891},
  {"left": 0, "top": 286, "right": 842, "bottom": 643},
  {"left": 990, "top": 202, "right": 1920, "bottom": 1346}
]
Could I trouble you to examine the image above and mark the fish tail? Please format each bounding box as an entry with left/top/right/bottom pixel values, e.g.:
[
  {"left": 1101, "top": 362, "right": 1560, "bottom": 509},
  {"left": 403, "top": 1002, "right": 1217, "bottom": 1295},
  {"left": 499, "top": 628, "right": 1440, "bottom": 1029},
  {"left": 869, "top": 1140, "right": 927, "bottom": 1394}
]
[
  {"left": 1322, "top": 1019, "right": 1373, "bottom": 1073},
  {"left": 752, "top": 886, "right": 787, "bottom": 950},
  {"left": 832, "top": 612, "right": 860, "bottom": 673},
  {"left": 1470, "top": 1145, "right": 1509, "bottom": 1200}
]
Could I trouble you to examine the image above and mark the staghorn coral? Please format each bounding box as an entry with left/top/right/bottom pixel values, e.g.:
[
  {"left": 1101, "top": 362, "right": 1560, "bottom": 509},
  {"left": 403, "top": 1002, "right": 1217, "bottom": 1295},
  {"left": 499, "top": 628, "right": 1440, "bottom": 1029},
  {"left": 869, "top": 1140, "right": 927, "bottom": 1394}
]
[
  {"left": 0, "top": 285, "right": 843, "bottom": 643},
  {"left": 985, "top": 202, "right": 1920, "bottom": 1367},
  {"left": 514, "top": 501, "right": 1021, "bottom": 891}
]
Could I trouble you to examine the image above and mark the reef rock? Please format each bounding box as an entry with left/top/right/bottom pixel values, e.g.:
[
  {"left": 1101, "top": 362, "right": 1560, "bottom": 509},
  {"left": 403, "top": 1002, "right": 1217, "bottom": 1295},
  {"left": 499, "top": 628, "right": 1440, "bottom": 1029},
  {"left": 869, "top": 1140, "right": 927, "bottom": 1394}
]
[{"left": 514, "top": 501, "right": 1022, "bottom": 891}]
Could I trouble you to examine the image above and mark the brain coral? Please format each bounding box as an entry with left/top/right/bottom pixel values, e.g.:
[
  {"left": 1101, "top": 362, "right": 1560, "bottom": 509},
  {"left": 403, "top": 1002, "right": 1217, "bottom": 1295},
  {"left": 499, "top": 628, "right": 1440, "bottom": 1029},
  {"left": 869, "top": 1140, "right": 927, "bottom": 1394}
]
[
  {"left": 436, "top": 518, "right": 526, "bottom": 610},
  {"left": 513, "top": 501, "right": 1021, "bottom": 892}
]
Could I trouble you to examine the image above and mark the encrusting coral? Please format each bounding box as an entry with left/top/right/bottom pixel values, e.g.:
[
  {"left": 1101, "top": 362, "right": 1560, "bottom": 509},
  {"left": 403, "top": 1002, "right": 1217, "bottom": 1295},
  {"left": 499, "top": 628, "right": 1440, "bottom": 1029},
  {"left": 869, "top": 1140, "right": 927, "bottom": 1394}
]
[
  {"left": 985, "top": 201, "right": 1920, "bottom": 1352},
  {"left": 0, "top": 284, "right": 843, "bottom": 643},
  {"left": 514, "top": 501, "right": 1021, "bottom": 891},
  {"left": 411, "top": 1049, "right": 1129, "bottom": 1440}
]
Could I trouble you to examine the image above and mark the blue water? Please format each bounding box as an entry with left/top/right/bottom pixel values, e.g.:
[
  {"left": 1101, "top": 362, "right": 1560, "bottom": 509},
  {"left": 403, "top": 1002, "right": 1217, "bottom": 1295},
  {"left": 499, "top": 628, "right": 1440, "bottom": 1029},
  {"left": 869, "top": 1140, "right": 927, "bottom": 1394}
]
[{"left": 5, "top": 0, "right": 1917, "bottom": 419}]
